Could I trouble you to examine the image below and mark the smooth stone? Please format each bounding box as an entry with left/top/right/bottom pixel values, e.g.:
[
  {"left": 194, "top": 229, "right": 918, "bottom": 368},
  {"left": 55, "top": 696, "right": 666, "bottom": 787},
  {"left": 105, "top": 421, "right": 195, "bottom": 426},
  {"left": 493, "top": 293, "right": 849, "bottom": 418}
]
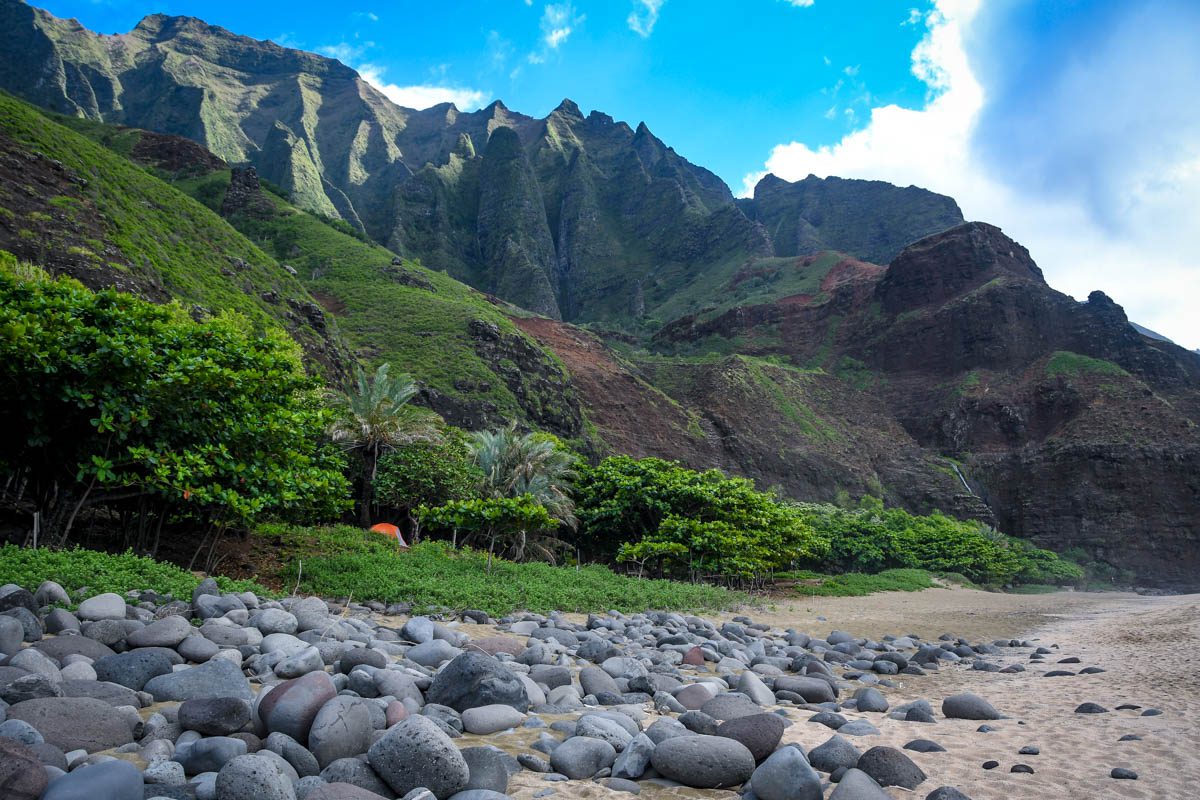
[
  {"left": 856, "top": 746, "right": 927, "bottom": 789},
  {"left": 265, "top": 732, "right": 320, "bottom": 778},
  {"left": 76, "top": 593, "right": 127, "bottom": 622},
  {"left": 1010, "top": 764, "right": 1034, "bottom": 774},
  {"left": 42, "top": 759, "right": 143, "bottom": 800},
  {"left": 701, "top": 693, "right": 761, "bottom": 721},
  {"left": 178, "top": 635, "right": 221, "bottom": 663},
  {"left": 31, "top": 636, "right": 114, "bottom": 662},
  {"left": 145, "top": 759, "right": 188, "bottom": 785},
  {"left": 275, "top": 647, "right": 325, "bottom": 678},
  {"left": 58, "top": 679, "right": 139, "bottom": 707},
  {"left": 250, "top": 609, "right": 299, "bottom": 636},
  {"left": 145, "top": 658, "right": 253, "bottom": 702},
  {"left": 402, "top": 617, "right": 435, "bottom": 644},
  {"left": 828, "top": 767, "right": 892, "bottom": 800},
  {"left": 320, "top": 758, "right": 393, "bottom": 797},
  {"left": 838, "top": 720, "right": 881, "bottom": 737},
  {"left": 549, "top": 736, "right": 617, "bottom": 780},
  {"left": 853, "top": 688, "right": 889, "bottom": 713},
  {"left": 1075, "top": 703, "right": 1108, "bottom": 714},
  {"left": 408, "top": 640, "right": 462, "bottom": 667},
  {"left": 368, "top": 714, "right": 470, "bottom": 799},
  {"left": 773, "top": 677, "right": 836, "bottom": 704},
  {"left": 307, "top": 784, "right": 391, "bottom": 800},
  {"left": 808, "top": 734, "right": 862, "bottom": 774},
  {"left": 0, "top": 717, "right": 45, "bottom": 745},
  {"left": 0, "top": 737, "right": 48, "bottom": 800},
  {"left": 750, "top": 745, "right": 821, "bottom": 800},
  {"left": 6, "top": 697, "right": 133, "bottom": 753},
  {"left": 215, "top": 753, "right": 297, "bottom": 800},
  {"left": 715, "top": 712, "right": 785, "bottom": 762},
  {"left": 462, "top": 704, "right": 526, "bottom": 735},
  {"left": 0, "top": 615, "right": 26, "bottom": 654},
  {"left": 651, "top": 734, "right": 755, "bottom": 789},
  {"left": 1111, "top": 768, "right": 1138, "bottom": 780},
  {"left": 309, "top": 696, "right": 374, "bottom": 769},
  {"left": 575, "top": 715, "right": 634, "bottom": 751},
  {"left": 924, "top": 789, "right": 973, "bottom": 800},
  {"left": 426, "top": 652, "right": 529, "bottom": 713},
  {"left": 175, "top": 737, "right": 249, "bottom": 774},
  {"left": 179, "top": 697, "right": 253, "bottom": 736},
  {"left": 905, "top": 739, "right": 947, "bottom": 753},
  {"left": 93, "top": 650, "right": 173, "bottom": 690},
  {"left": 941, "top": 694, "right": 1000, "bottom": 720},
  {"left": 462, "top": 746, "right": 510, "bottom": 793},
  {"left": 127, "top": 616, "right": 193, "bottom": 649}
]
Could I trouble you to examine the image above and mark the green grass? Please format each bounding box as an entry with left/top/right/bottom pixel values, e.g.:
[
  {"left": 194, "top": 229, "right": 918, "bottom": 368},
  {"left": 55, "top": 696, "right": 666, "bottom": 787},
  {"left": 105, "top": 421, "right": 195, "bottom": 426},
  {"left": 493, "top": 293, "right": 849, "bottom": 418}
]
[
  {"left": 0, "top": 545, "right": 267, "bottom": 604},
  {"left": 777, "top": 568, "right": 938, "bottom": 597},
  {"left": 264, "top": 525, "right": 741, "bottom": 615},
  {"left": 1045, "top": 351, "right": 1129, "bottom": 379},
  {"left": 0, "top": 92, "right": 332, "bottom": 361}
]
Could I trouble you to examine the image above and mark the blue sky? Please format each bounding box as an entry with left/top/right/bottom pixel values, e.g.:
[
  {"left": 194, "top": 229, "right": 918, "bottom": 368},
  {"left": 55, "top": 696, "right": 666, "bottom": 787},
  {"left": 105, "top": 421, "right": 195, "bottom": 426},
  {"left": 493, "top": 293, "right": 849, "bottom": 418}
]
[{"left": 31, "top": 0, "right": 1200, "bottom": 347}]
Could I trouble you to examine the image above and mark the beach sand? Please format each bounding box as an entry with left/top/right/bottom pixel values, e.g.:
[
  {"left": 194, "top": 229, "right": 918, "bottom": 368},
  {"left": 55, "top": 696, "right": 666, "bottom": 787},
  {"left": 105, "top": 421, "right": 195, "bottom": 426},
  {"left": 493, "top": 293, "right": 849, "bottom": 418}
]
[{"left": 494, "top": 587, "right": 1200, "bottom": 800}]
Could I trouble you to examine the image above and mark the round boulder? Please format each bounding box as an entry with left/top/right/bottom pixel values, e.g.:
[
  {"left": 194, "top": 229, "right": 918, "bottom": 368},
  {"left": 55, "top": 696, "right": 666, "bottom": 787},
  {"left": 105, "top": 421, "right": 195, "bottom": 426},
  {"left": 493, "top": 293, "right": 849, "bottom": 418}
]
[
  {"left": 425, "top": 652, "right": 529, "bottom": 713},
  {"left": 651, "top": 734, "right": 755, "bottom": 789},
  {"left": 750, "top": 745, "right": 822, "bottom": 800},
  {"left": 856, "top": 746, "right": 927, "bottom": 790},
  {"left": 367, "top": 714, "right": 470, "bottom": 799},
  {"left": 550, "top": 736, "right": 618, "bottom": 780},
  {"left": 179, "top": 696, "right": 253, "bottom": 736},
  {"left": 715, "top": 712, "right": 785, "bottom": 762},
  {"left": 941, "top": 693, "right": 1000, "bottom": 721},
  {"left": 215, "top": 753, "right": 297, "bottom": 800}
]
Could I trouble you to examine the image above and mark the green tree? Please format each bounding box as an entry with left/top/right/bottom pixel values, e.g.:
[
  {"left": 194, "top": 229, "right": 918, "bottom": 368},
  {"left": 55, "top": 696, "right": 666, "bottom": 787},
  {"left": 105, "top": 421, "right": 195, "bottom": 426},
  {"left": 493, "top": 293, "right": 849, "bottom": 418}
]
[
  {"left": 373, "top": 428, "right": 481, "bottom": 536},
  {"left": 0, "top": 264, "right": 348, "bottom": 563},
  {"left": 470, "top": 425, "right": 578, "bottom": 527},
  {"left": 328, "top": 363, "right": 437, "bottom": 526},
  {"left": 419, "top": 495, "right": 557, "bottom": 570}
]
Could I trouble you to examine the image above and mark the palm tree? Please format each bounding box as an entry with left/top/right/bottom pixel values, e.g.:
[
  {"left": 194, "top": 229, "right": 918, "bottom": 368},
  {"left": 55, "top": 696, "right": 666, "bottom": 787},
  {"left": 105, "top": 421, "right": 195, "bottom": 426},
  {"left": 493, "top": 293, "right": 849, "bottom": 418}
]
[
  {"left": 469, "top": 425, "right": 578, "bottom": 561},
  {"left": 328, "top": 363, "right": 437, "bottom": 526}
]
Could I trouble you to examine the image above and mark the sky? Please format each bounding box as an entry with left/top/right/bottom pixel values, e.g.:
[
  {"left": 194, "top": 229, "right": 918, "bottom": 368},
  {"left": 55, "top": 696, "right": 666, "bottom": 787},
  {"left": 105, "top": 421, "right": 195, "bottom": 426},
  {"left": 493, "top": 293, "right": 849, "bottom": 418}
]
[{"left": 34, "top": 0, "right": 1200, "bottom": 348}]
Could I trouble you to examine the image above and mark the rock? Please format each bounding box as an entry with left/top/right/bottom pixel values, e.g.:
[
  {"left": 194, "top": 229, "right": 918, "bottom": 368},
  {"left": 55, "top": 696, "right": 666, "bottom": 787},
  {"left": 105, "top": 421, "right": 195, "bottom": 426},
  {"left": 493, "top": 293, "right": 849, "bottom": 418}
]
[
  {"left": 0, "top": 585, "right": 37, "bottom": 615},
  {"left": 76, "top": 593, "right": 127, "bottom": 621},
  {"left": 0, "top": 614, "right": 24, "bottom": 654},
  {"left": 808, "top": 711, "right": 847, "bottom": 730},
  {"left": 470, "top": 637, "right": 524, "bottom": 657},
  {"left": 7, "top": 697, "right": 134, "bottom": 752},
  {"left": 773, "top": 676, "right": 836, "bottom": 704},
  {"left": 426, "top": 652, "right": 529, "bottom": 713},
  {"left": 127, "top": 615, "right": 193, "bottom": 648},
  {"left": 715, "top": 712, "right": 785, "bottom": 761},
  {"left": 828, "top": 768, "right": 892, "bottom": 800},
  {"left": 58, "top": 678, "right": 138, "bottom": 707},
  {"left": 33, "top": 580, "right": 70, "bottom": 608},
  {"left": 41, "top": 759, "right": 143, "bottom": 800},
  {"left": 549, "top": 736, "right": 617, "bottom": 780},
  {"left": 215, "top": 753, "right": 297, "bottom": 800},
  {"left": 838, "top": 720, "right": 881, "bottom": 737},
  {"left": 924, "top": 789, "right": 972, "bottom": 800},
  {"left": 258, "top": 672, "right": 338, "bottom": 743},
  {"left": 320, "top": 758, "right": 393, "bottom": 797},
  {"left": 264, "top": 732, "right": 320, "bottom": 778},
  {"left": 579, "top": 667, "right": 620, "bottom": 697},
  {"left": 250, "top": 609, "right": 299, "bottom": 636},
  {"left": 1111, "top": 768, "right": 1138, "bottom": 780},
  {"left": 338, "top": 648, "right": 387, "bottom": 673},
  {"left": 309, "top": 696, "right": 374, "bottom": 769},
  {"left": 462, "top": 704, "right": 526, "bottom": 735},
  {"left": 276, "top": 646, "right": 325, "bottom": 678},
  {"left": 368, "top": 714, "right": 470, "bottom": 798},
  {"left": 0, "top": 737, "right": 48, "bottom": 800},
  {"left": 0, "top": 718, "right": 44, "bottom": 745},
  {"left": 145, "top": 657, "right": 253, "bottom": 701},
  {"left": 175, "top": 736, "right": 249, "bottom": 774},
  {"left": 1018, "top": 744, "right": 1039, "bottom": 755},
  {"left": 3, "top": 607, "right": 41, "bottom": 642},
  {"left": 1075, "top": 703, "right": 1108, "bottom": 714},
  {"left": 180, "top": 697, "right": 253, "bottom": 736},
  {"left": 611, "top": 733, "right": 655, "bottom": 780},
  {"left": 144, "top": 760, "right": 187, "bottom": 786},
  {"left": 2, "top": 673, "right": 62, "bottom": 704},
  {"left": 982, "top": 760, "right": 999, "bottom": 770},
  {"left": 1010, "top": 764, "right": 1034, "bottom": 774},
  {"left": 651, "top": 734, "right": 755, "bottom": 789},
  {"left": 856, "top": 746, "right": 927, "bottom": 789},
  {"left": 178, "top": 635, "right": 221, "bottom": 663},
  {"left": 808, "top": 734, "right": 862, "bottom": 774},
  {"left": 905, "top": 739, "right": 946, "bottom": 753},
  {"left": 93, "top": 650, "right": 173, "bottom": 690},
  {"left": 601, "top": 777, "right": 642, "bottom": 794},
  {"left": 408, "top": 639, "right": 461, "bottom": 667},
  {"left": 31, "top": 635, "right": 114, "bottom": 662},
  {"left": 305, "top": 783, "right": 391, "bottom": 800},
  {"left": 702, "top": 693, "right": 761, "bottom": 721},
  {"left": 852, "top": 687, "right": 889, "bottom": 713},
  {"left": 941, "top": 694, "right": 1000, "bottom": 720},
  {"left": 750, "top": 745, "right": 821, "bottom": 800},
  {"left": 462, "top": 746, "right": 510, "bottom": 793}
]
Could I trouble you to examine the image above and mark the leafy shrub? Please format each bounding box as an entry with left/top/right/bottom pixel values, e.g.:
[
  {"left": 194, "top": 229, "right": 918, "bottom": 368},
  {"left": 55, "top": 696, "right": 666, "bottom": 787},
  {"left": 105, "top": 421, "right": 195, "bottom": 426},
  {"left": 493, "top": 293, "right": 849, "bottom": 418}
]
[
  {"left": 420, "top": 495, "right": 559, "bottom": 564},
  {"left": 780, "top": 568, "right": 937, "bottom": 597},
  {"left": 0, "top": 544, "right": 267, "bottom": 603},
  {"left": 374, "top": 428, "right": 481, "bottom": 522}
]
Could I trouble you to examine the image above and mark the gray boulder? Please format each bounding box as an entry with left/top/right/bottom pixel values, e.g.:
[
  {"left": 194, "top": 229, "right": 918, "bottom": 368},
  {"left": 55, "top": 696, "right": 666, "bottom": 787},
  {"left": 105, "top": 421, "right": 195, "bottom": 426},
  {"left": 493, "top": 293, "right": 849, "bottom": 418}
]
[
  {"left": 461, "top": 704, "right": 525, "bottom": 735},
  {"left": 76, "top": 593, "right": 127, "bottom": 622},
  {"left": 750, "top": 745, "right": 822, "bottom": 800},
  {"left": 6, "top": 697, "right": 134, "bottom": 753},
  {"left": 145, "top": 658, "right": 253, "bottom": 702},
  {"left": 550, "top": 736, "right": 617, "bottom": 780},
  {"left": 93, "top": 650, "right": 173, "bottom": 690},
  {"left": 126, "top": 615, "right": 193, "bottom": 649},
  {"left": 215, "top": 753, "right": 297, "bottom": 800},
  {"left": 808, "top": 734, "right": 862, "bottom": 774},
  {"left": 828, "top": 768, "right": 893, "bottom": 800},
  {"left": 41, "top": 759, "right": 143, "bottom": 800},
  {"left": 856, "top": 746, "right": 927, "bottom": 789},
  {"left": 259, "top": 672, "right": 338, "bottom": 743},
  {"left": 426, "top": 652, "right": 529, "bottom": 713},
  {"left": 651, "top": 734, "right": 755, "bottom": 789},
  {"left": 941, "top": 693, "right": 1000, "bottom": 721},
  {"left": 367, "top": 714, "right": 470, "bottom": 798},
  {"left": 308, "top": 696, "right": 374, "bottom": 769},
  {"left": 179, "top": 697, "right": 252, "bottom": 736}
]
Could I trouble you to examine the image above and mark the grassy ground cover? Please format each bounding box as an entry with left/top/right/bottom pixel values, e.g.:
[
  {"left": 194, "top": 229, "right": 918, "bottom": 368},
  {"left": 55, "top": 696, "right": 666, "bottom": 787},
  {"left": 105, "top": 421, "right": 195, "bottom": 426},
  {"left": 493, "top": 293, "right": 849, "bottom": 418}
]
[{"left": 776, "top": 567, "right": 938, "bottom": 597}]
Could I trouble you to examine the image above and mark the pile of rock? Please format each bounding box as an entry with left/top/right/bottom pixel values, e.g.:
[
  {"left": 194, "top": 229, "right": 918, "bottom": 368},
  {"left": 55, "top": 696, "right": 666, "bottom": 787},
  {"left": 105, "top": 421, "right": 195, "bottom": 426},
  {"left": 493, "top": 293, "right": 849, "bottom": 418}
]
[{"left": 0, "top": 579, "right": 1043, "bottom": 800}]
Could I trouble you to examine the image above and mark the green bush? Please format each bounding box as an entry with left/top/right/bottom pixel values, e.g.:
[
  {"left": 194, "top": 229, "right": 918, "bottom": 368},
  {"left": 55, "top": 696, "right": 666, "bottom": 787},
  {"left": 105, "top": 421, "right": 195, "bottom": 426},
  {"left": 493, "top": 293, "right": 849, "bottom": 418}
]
[
  {"left": 272, "top": 526, "right": 739, "bottom": 615},
  {"left": 0, "top": 544, "right": 267, "bottom": 603},
  {"left": 780, "top": 568, "right": 937, "bottom": 597}
]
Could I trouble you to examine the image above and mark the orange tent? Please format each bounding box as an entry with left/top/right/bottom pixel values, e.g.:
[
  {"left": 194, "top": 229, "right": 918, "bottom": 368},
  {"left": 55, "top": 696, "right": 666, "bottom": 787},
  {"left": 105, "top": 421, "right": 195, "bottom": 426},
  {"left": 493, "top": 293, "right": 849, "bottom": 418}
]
[{"left": 369, "top": 523, "right": 409, "bottom": 549}]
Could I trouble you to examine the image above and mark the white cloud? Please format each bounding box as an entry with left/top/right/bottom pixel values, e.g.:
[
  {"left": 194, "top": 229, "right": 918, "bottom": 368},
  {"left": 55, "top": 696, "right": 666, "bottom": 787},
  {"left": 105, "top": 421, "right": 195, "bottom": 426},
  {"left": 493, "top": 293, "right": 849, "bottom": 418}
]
[
  {"left": 741, "top": 0, "right": 1200, "bottom": 349},
  {"left": 628, "top": 0, "right": 665, "bottom": 37},
  {"left": 317, "top": 41, "right": 373, "bottom": 62},
  {"left": 781, "top": 0, "right": 815, "bottom": 7},
  {"left": 357, "top": 64, "right": 488, "bottom": 111},
  {"left": 541, "top": 3, "right": 581, "bottom": 49}
]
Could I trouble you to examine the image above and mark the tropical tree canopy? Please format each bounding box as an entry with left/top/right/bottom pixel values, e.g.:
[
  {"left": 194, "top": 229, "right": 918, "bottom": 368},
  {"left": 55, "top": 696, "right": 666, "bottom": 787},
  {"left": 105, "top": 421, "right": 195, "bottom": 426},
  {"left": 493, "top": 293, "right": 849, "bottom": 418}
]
[{"left": 470, "top": 425, "right": 578, "bottom": 528}]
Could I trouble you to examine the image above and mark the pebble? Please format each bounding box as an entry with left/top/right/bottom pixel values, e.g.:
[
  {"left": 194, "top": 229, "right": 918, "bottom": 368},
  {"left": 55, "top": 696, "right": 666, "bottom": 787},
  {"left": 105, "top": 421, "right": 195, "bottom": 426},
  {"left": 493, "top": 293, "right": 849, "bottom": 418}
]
[
  {"left": 650, "top": 734, "right": 755, "bottom": 789},
  {"left": 1111, "top": 767, "right": 1138, "bottom": 780}
]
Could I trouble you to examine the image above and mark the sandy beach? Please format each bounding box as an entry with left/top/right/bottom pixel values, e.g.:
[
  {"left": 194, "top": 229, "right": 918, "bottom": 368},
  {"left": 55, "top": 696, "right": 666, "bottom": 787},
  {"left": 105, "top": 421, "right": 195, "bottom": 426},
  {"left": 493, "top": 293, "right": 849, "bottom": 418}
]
[{"left": 495, "top": 587, "right": 1200, "bottom": 800}]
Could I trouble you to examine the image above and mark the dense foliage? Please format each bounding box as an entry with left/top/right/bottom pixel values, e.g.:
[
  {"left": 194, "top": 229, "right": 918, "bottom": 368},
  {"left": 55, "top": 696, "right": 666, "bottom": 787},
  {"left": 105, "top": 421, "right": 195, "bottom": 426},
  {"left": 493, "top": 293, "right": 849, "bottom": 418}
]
[
  {"left": 795, "top": 499, "right": 1084, "bottom": 586},
  {"left": 0, "top": 544, "right": 266, "bottom": 602},
  {"left": 577, "top": 456, "right": 827, "bottom": 586},
  {"left": 272, "top": 526, "right": 738, "bottom": 615},
  {"left": 419, "top": 495, "right": 558, "bottom": 566},
  {"left": 373, "top": 429, "right": 481, "bottom": 526},
  {"left": 0, "top": 267, "right": 348, "bottom": 559}
]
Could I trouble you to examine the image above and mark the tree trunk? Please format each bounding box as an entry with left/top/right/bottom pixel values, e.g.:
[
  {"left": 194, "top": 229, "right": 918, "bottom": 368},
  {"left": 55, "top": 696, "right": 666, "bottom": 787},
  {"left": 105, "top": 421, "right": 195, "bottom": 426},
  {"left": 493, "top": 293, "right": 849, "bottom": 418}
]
[{"left": 359, "top": 445, "right": 378, "bottom": 528}]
